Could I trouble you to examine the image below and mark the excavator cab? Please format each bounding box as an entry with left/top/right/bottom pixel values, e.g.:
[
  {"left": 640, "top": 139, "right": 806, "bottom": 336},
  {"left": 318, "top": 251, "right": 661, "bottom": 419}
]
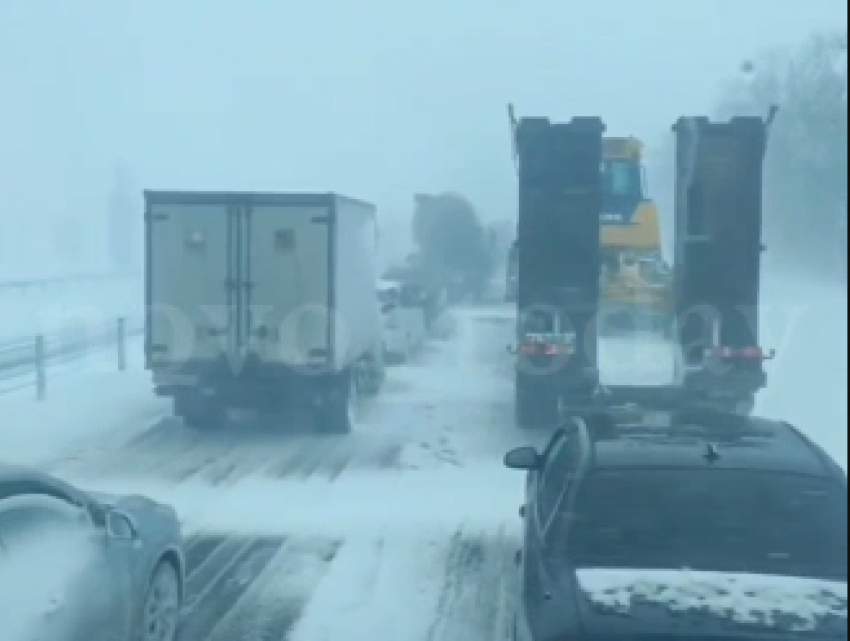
[{"left": 600, "top": 137, "right": 645, "bottom": 223}]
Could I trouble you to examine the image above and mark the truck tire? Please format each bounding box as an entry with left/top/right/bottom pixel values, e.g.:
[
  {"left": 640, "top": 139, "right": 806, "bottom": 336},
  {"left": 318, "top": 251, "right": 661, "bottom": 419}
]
[
  {"left": 317, "top": 371, "right": 357, "bottom": 435},
  {"left": 174, "top": 391, "right": 224, "bottom": 430}
]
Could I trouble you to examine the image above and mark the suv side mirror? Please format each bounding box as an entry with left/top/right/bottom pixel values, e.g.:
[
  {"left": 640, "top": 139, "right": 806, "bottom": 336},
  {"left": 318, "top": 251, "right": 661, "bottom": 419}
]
[
  {"left": 504, "top": 446, "right": 541, "bottom": 470},
  {"left": 105, "top": 509, "right": 137, "bottom": 541}
]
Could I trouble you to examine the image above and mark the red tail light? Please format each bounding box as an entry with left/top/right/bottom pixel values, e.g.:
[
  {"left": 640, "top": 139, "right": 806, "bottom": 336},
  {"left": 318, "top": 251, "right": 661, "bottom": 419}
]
[
  {"left": 706, "top": 346, "right": 775, "bottom": 360},
  {"left": 520, "top": 342, "right": 572, "bottom": 356},
  {"left": 519, "top": 343, "right": 537, "bottom": 356}
]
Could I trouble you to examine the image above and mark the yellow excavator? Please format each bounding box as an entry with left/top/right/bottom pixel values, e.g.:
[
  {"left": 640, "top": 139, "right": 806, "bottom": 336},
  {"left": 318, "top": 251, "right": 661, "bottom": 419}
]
[{"left": 599, "top": 136, "right": 673, "bottom": 336}]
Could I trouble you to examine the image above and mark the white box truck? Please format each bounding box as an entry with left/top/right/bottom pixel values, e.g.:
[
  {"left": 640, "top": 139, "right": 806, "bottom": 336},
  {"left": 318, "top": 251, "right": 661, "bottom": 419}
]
[{"left": 144, "top": 191, "right": 385, "bottom": 433}]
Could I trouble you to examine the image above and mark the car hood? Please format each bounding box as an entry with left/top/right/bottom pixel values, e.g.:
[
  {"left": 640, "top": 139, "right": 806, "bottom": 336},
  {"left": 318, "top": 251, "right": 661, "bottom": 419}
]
[{"left": 573, "top": 567, "right": 847, "bottom": 639}]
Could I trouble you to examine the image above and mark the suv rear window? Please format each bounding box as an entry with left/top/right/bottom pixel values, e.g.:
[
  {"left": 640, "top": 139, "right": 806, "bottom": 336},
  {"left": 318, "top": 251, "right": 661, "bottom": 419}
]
[{"left": 566, "top": 470, "right": 847, "bottom": 580}]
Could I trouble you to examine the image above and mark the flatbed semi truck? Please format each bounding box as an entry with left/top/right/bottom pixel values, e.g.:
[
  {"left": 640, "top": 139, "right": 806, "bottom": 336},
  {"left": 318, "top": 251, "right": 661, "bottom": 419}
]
[{"left": 507, "top": 106, "right": 777, "bottom": 426}]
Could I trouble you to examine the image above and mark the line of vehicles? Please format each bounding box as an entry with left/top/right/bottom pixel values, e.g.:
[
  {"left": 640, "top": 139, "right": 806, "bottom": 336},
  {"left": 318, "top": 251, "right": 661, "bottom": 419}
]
[
  {"left": 0, "top": 102, "right": 845, "bottom": 641},
  {"left": 377, "top": 277, "right": 430, "bottom": 365},
  {"left": 143, "top": 191, "right": 442, "bottom": 435},
  {"left": 507, "top": 106, "right": 778, "bottom": 428},
  {"left": 502, "top": 105, "right": 846, "bottom": 640}
]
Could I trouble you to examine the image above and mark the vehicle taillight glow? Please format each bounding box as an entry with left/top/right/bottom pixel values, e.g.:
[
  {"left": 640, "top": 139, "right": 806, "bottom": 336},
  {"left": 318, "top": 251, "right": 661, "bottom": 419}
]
[
  {"left": 520, "top": 342, "right": 571, "bottom": 356},
  {"left": 707, "top": 346, "right": 774, "bottom": 360},
  {"left": 544, "top": 343, "right": 568, "bottom": 356}
]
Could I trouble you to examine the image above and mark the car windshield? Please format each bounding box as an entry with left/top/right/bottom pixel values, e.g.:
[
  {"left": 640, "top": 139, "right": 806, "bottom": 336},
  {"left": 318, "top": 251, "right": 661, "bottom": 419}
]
[{"left": 566, "top": 470, "right": 847, "bottom": 580}]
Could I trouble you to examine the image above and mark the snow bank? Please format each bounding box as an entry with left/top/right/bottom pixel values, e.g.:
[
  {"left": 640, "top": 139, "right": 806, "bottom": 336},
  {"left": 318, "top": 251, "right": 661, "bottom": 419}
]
[
  {"left": 0, "top": 338, "right": 168, "bottom": 466},
  {"left": 577, "top": 568, "right": 847, "bottom": 632},
  {"left": 758, "top": 275, "right": 847, "bottom": 469},
  {"left": 1, "top": 528, "right": 98, "bottom": 641}
]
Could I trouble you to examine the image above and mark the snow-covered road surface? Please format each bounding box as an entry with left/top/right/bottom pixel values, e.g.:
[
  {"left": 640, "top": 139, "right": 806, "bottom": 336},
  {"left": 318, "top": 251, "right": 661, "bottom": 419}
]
[
  {"left": 41, "top": 304, "right": 532, "bottom": 641},
  {"left": 5, "top": 279, "right": 846, "bottom": 641}
]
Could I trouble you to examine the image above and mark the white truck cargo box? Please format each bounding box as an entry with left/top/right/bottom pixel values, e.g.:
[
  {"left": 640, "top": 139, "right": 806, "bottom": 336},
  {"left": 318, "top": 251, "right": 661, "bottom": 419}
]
[
  {"left": 144, "top": 191, "right": 384, "bottom": 433},
  {"left": 145, "top": 191, "right": 380, "bottom": 373}
]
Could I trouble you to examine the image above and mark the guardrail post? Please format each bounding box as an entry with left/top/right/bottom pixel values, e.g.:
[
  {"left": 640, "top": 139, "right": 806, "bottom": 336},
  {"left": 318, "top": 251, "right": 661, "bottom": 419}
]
[
  {"left": 116, "top": 317, "right": 127, "bottom": 371},
  {"left": 35, "top": 335, "right": 46, "bottom": 400}
]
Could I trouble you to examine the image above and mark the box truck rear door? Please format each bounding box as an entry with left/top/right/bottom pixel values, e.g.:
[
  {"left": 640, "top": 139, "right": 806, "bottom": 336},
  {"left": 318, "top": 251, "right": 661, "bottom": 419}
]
[{"left": 147, "top": 201, "right": 234, "bottom": 366}]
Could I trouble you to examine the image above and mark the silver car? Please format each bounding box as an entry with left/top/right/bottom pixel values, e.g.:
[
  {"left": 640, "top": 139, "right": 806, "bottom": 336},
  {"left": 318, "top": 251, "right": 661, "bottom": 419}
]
[{"left": 0, "top": 463, "right": 185, "bottom": 641}]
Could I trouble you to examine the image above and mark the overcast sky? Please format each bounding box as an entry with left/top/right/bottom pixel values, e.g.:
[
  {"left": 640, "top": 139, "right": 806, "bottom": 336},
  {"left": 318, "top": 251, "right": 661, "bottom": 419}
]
[{"left": 0, "top": 0, "right": 846, "bottom": 276}]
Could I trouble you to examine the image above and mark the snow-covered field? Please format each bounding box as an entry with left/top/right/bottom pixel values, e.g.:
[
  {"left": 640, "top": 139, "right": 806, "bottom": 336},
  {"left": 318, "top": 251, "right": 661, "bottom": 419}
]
[
  {"left": 0, "top": 276, "right": 141, "bottom": 342},
  {"left": 1, "top": 273, "right": 845, "bottom": 640},
  {"left": 758, "top": 276, "right": 848, "bottom": 469}
]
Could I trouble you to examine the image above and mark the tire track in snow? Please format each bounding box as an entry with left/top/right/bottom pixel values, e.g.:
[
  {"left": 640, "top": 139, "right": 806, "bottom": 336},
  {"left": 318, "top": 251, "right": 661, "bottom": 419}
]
[
  {"left": 178, "top": 534, "right": 338, "bottom": 641},
  {"left": 206, "top": 537, "right": 340, "bottom": 641},
  {"left": 50, "top": 427, "right": 405, "bottom": 485},
  {"left": 289, "top": 534, "right": 450, "bottom": 641},
  {"left": 180, "top": 535, "right": 283, "bottom": 640},
  {"left": 426, "top": 527, "right": 519, "bottom": 641}
]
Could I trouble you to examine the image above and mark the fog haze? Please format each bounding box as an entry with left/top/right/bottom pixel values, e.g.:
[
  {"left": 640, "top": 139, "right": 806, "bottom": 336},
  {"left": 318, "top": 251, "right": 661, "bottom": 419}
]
[{"left": 1, "top": 1, "right": 845, "bottom": 276}]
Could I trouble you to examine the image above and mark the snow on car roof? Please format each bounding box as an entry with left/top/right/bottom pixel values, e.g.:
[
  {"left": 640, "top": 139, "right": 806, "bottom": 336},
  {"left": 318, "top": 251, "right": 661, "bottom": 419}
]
[{"left": 576, "top": 568, "right": 847, "bottom": 632}]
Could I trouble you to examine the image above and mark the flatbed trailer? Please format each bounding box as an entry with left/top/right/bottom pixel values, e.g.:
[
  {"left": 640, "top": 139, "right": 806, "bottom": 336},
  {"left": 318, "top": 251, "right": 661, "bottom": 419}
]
[
  {"left": 670, "top": 112, "right": 778, "bottom": 415},
  {"left": 507, "top": 105, "right": 778, "bottom": 426},
  {"left": 508, "top": 106, "right": 605, "bottom": 427}
]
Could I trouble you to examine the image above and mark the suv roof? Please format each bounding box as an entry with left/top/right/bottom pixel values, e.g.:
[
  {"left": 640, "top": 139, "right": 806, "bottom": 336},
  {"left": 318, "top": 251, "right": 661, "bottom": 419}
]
[{"left": 580, "top": 410, "right": 840, "bottom": 478}]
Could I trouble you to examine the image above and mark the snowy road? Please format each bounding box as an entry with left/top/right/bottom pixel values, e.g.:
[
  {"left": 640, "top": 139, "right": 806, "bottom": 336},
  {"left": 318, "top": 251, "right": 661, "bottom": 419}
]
[
  {"left": 42, "top": 305, "right": 539, "bottom": 641},
  {"left": 17, "top": 290, "right": 844, "bottom": 641}
]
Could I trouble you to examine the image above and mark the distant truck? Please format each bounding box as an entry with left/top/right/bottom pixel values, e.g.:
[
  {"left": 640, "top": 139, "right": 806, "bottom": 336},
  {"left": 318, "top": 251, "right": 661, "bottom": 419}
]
[{"left": 143, "top": 191, "right": 385, "bottom": 434}]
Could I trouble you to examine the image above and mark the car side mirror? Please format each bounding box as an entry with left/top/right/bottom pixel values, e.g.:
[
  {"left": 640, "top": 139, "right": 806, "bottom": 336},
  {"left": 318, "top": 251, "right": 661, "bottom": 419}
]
[
  {"left": 504, "top": 446, "right": 541, "bottom": 470},
  {"left": 105, "top": 509, "right": 137, "bottom": 541}
]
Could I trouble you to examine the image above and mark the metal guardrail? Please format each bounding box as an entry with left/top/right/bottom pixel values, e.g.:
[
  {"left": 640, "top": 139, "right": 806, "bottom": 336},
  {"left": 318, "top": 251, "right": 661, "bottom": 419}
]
[
  {"left": 0, "top": 317, "right": 143, "bottom": 399},
  {"left": 0, "top": 273, "right": 140, "bottom": 295}
]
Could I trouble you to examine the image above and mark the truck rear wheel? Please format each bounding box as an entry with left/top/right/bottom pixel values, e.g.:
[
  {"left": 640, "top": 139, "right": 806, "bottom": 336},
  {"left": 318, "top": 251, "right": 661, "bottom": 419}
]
[
  {"left": 316, "top": 371, "right": 357, "bottom": 435},
  {"left": 174, "top": 391, "right": 225, "bottom": 430}
]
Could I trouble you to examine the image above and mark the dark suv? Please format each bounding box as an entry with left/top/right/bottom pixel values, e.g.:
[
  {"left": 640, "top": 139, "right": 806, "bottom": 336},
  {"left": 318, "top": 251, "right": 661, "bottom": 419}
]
[{"left": 503, "top": 409, "right": 847, "bottom": 641}]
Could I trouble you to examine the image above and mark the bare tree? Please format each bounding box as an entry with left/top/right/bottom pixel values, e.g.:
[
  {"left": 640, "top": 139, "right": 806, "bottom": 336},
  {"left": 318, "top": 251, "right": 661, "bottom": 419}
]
[
  {"left": 411, "top": 192, "right": 494, "bottom": 297},
  {"left": 717, "top": 31, "right": 847, "bottom": 281}
]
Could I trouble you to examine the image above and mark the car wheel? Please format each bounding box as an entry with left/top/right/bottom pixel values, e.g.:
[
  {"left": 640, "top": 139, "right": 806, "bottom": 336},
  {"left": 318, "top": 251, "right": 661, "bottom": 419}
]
[{"left": 138, "top": 560, "right": 181, "bottom": 641}]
